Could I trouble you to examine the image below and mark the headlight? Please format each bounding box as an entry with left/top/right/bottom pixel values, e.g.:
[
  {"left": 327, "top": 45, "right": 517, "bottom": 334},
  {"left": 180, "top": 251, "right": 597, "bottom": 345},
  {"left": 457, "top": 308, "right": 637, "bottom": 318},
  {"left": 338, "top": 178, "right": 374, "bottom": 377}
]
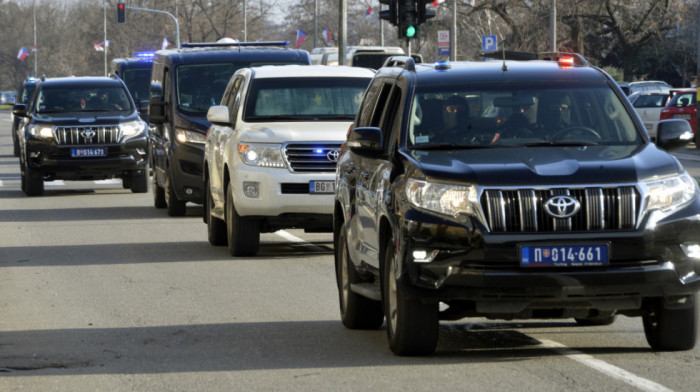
[
  {"left": 405, "top": 178, "right": 479, "bottom": 217},
  {"left": 120, "top": 120, "right": 146, "bottom": 138},
  {"left": 27, "top": 124, "right": 54, "bottom": 139},
  {"left": 644, "top": 173, "right": 697, "bottom": 212},
  {"left": 175, "top": 128, "right": 206, "bottom": 144},
  {"left": 237, "top": 143, "right": 285, "bottom": 168}
]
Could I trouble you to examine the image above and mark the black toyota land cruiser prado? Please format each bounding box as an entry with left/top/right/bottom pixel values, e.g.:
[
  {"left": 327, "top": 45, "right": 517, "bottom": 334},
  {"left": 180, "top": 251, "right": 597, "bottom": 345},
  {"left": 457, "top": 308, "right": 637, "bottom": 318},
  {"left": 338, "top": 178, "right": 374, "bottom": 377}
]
[
  {"left": 14, "top": 76, "right": 148, "bottom": 196},
  {"left": 334, "top": 54, "right": 700, "bottom": 356}
]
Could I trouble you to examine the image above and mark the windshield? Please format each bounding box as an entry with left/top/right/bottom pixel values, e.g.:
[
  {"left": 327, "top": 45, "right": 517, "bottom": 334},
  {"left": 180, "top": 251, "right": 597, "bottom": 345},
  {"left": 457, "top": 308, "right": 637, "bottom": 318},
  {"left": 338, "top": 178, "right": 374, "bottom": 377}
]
[
  {"left": 122, "top": 68, "right": 151, "bottom": 101},
  {"left": 633, "top": 94, "right": 669, "bottom": 108},
  {"left": 176, "top": 61, "right": 307, "bottom": 117},
  {"left": 244, "top": 77, "right": 370, "bottom": 121},
  {"left": 667, "top": 92, "right": 696, "bottom": 108},
  {"left": 408, "top": 81, "right": 643, "bottom": 148},
  {"left": 35, "top": 85, "right": 132, "bottom": 114}
]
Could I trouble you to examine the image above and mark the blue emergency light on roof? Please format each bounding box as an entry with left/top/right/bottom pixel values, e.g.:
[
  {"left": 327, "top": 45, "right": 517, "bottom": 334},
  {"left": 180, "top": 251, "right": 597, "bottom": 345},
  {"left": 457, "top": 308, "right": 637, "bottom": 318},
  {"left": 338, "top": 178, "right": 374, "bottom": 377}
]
[
  {"left": 435, "top": 60, "right": 451, "bottom": 71},
  {"left": 134, "top": 51, "right": 155, "bottom": 60}
]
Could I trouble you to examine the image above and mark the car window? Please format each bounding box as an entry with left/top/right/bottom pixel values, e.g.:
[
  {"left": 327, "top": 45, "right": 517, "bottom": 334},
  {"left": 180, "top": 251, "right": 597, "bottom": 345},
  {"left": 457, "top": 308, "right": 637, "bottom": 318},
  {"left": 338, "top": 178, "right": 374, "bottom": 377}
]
[
  {"left": 408, "top": 81, "right": 642, "bottom": 147},
  {"left": 122, "top": 68, "right": 151, "bottom": 101},
  {"left": 35, "top": 86, "right": 132, "bottom": 114},
  {"left": 668, "top": 93, "right": 696, "bottom": 107},
  {"left": 633, "top": 94, "right": 669, "bottom": 108},
  {"left": 244, "top": 77, "right": 369, "bottom": 121}
]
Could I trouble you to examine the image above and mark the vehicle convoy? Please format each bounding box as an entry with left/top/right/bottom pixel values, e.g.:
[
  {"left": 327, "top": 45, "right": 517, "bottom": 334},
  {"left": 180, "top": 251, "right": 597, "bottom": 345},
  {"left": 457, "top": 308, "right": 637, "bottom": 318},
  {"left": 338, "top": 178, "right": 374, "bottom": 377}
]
[
  {"left": 333, "top": 54, "right": 700, "bottom": 356},
  {"left": 148, "top": 42, "right": 311, "bottom": 216},
  {"left": 11, "top": 76, "right": 38, "bottom": 157},
  {"left": 204, "top": 65, "right": 374, "bottom": 256},
  {"left": 13, "top": 76, "right": 149, "bottom": 196}
]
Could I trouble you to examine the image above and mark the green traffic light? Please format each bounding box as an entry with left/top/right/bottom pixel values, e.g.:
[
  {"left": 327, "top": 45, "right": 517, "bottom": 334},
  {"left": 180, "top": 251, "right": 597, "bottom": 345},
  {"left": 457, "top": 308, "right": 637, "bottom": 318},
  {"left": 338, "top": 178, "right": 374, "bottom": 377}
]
[{"left": 406, "top": 25, "right": 416, "bottom": 38}]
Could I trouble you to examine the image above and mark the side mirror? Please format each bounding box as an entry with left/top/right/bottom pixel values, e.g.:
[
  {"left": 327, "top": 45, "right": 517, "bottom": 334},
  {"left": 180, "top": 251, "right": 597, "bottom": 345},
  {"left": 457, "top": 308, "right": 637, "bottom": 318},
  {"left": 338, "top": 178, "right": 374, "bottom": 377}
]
[
  {"left": 207, "top": 105, "right": 231, "bottom": 125},
  {"left": 138, "top": 100, "right": 149, "bottom": 115},
  {"left": 12, "top": 103, "right": 27, "bottom": 117},
  {"left": 346, "top": 126, "right": 383, "bottom": 153},
  {"left": 656, "top": 119, "right": 693, "bottom": 151},
  {"left": 148, "top": 97, "right": 166, "bottom": 124}
]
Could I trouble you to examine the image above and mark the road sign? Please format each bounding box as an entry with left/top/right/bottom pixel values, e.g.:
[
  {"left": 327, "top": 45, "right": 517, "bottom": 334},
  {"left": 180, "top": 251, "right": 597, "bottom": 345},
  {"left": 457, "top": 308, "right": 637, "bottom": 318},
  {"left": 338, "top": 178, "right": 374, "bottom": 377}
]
[
  {"left": 482, "top": 35, "right": 497, "bottom": 52},
  {"left": 438, "top": 30, "right": 449, "bottom": 57}
]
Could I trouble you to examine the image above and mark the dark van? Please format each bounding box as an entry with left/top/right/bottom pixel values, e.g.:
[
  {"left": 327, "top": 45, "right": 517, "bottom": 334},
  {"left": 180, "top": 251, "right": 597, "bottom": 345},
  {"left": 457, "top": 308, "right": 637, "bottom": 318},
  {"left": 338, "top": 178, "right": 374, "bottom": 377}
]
[
  {"left": 148, "top": 42, "right": 311, "bottom": 216},
  {"left": 111, "top": 52, "right": 154, "bottom": 105}
]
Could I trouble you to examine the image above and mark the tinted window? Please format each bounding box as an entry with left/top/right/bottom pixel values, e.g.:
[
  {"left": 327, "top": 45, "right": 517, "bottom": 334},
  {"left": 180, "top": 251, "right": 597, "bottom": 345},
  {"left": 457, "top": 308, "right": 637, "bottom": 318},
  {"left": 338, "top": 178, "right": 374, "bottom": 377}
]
[
  {"left": 244, "top": 77, "right": 370, "bottom": 121},
  {"left": 408, "top": 81, "right": 642, "bottom": 147},
  {"left": 122, "top": 68, "right": 151, "bottom": 101},
  {"left": 175, "top": 61, "right": 307, "bottom": 116},
  {"left": 20, "top": 83, "right": 37, "bottom": 104},
  {"left": 667, "top": 93, "right": 696, "bottom": 107},
  {"left": 633, "top": 94, "right": 669, "bottom": 108},
  {"left": 36, "top": 85, "right": 132, "bottom": 114}
]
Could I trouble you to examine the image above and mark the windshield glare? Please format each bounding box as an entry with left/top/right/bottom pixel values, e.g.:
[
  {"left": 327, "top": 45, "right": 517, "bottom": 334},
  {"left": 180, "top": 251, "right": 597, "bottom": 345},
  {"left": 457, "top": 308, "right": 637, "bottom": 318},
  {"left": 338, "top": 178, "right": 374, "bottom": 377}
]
[
  {"left": 35, "top": 86, "right": 132, "bottom": 113},
  {"left": 408, "top": 82, "right": 643, "bottom": 148},
  {"left": 244, "top": 77, "right": 369, "bottom": 121}
]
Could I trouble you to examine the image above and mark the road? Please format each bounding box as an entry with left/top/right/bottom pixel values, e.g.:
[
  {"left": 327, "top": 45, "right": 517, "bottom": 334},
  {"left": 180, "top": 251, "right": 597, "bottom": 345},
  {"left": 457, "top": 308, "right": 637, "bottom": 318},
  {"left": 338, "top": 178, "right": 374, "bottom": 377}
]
[{"left": 1, "top": 110, "right": 699, "bottom": 391}]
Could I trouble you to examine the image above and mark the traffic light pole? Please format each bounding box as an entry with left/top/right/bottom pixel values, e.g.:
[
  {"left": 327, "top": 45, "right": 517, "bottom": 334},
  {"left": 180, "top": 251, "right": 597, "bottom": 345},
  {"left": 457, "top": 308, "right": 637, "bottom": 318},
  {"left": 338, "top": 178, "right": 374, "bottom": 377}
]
[{"left": 124, "top": 6, "right": 181, "bottom": 48}]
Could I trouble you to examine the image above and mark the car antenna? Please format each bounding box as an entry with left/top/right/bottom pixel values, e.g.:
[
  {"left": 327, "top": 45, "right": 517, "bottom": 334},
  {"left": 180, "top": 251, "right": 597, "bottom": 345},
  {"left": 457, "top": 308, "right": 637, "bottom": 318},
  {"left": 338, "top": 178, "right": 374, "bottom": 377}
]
[{"left": 501, "top": 39, "right": 508, "bottom": 72}]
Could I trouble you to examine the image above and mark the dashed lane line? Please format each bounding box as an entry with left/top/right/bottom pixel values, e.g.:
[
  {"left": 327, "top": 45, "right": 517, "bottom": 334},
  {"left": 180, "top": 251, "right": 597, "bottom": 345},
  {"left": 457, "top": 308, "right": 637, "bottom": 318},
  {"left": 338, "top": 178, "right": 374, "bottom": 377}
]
[
  {"left": 276, "top": 230, "right": 327, "bottom": 253},
  {"left": 539, "top": 339, "right": 674, "bottom": 392}
]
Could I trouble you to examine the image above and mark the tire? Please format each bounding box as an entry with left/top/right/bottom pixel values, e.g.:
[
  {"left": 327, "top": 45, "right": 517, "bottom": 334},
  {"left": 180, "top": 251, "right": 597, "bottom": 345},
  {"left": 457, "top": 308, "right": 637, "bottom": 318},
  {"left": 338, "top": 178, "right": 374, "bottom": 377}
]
[
  {"left": 129, "top": 170, "right": 148, "bottom": 193},
  {"left": 382, "top": 240, "right": 438, "bottom": 356},
  {"left": 152, "top": 172, "right": 166, "bottom": 208},
  {"left": 575, "top": 315, "right": 616, "bottom": 326},
  {"left": 206, "top": 177, "right": 227, "bottom": 246},
  {"left": 335, "top": 225, "right": 384, "bottom": 329},
  {"left": 21, "top": 161, "right": 44, "bottom": 197},
  {"left": 165, "top": 170, "right": 186, "bottom": 216},
  {"left": 225, "top": 182, "right": 260, "bottom": 257},
  {"left": 643, "top": 294, "right": 698, "bottom": 351}
]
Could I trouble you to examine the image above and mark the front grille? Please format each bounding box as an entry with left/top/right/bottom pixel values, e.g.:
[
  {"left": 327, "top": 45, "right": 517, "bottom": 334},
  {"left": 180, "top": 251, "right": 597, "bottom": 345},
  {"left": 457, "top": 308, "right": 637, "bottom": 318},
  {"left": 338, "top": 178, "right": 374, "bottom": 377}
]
[
  {"left": 481, "top": 186, "right": 640, "bottom": 233},
  {"left": 54, "top": 126, "right": 121, "bottom": 145},
  {"left": 284, "top": 143, "right": 343, "bottom": 173}
]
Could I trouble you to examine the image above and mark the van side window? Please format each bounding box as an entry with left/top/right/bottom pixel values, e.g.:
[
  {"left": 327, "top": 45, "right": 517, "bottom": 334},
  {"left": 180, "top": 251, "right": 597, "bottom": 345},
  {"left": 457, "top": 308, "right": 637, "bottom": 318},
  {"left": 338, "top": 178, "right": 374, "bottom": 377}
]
[{"left": 370, "top": 82, "right": 393, "bottom": 128}]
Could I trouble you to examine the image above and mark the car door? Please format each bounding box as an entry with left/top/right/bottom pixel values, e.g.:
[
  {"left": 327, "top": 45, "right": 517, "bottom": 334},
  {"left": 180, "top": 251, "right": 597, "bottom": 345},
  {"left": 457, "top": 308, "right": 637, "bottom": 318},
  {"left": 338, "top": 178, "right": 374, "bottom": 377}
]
[
  {"left": 353, "top": 80, "right": 401, "bottom": 267},
  {"left": 151, "top": 67, "right": 171, "bottom": 186}
]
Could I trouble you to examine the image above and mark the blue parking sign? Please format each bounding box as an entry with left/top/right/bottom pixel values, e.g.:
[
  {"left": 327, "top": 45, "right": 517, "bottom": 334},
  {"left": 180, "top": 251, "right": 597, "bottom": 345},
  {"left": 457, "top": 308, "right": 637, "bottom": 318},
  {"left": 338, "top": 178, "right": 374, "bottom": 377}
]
[{"left": 482, "top": 35, "right": 497, "bottom": 52}]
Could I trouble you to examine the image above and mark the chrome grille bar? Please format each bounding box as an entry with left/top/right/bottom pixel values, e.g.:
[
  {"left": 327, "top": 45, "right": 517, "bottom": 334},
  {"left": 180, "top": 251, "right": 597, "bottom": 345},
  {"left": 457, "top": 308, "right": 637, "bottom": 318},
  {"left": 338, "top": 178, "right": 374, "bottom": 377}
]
[{"left": 54, "top": 126, "right": 121, "bottom": 145}]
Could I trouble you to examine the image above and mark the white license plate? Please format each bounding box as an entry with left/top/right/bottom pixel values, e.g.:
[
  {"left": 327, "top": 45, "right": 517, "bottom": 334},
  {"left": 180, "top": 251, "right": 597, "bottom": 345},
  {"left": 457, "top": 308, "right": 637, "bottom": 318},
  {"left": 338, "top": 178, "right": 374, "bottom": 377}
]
[
  {"left": 309, "top": 181, "right": 335, "bottom": 194},
  {"left": 71, "top": 148, "right": 106, "bottom": 157},
  {"left": 520, "top": 244, "right": 609, "bottom": 267},
  {"left": 673, "top": 114, "right": 691, "bottom": 120}
]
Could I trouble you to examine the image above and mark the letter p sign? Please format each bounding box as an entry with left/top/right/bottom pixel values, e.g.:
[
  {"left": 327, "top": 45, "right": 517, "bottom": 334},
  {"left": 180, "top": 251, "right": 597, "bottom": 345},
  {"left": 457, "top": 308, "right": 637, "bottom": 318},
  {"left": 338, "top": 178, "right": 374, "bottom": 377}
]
[{"left": 482, "top": 35, "right": 497, "bottom": 52}]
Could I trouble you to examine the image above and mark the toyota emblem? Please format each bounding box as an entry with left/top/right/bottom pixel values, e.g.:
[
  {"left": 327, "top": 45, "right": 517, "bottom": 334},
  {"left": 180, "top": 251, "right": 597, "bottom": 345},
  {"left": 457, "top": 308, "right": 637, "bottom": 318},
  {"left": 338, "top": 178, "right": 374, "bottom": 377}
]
[
  {"left": 81, "top": 129, "right": 96, "bottom": 139},
  {"left": 327, "top": 150, "right": 340, "bottom": 162},
  {"left": 544, "top": 195, "right": 580, "bottom": 218}
]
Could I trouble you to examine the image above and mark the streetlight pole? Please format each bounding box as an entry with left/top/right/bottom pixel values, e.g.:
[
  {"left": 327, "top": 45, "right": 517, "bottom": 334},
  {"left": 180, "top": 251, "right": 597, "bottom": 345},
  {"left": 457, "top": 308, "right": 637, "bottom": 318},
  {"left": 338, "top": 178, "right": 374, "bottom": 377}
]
[
  {"left": 103, "top": 0, "right": 107, "bottom": 76},
  {"left": 33, "top": 0, "right": 37, "bottom": 76},
  {"left": 550, "top": 0, "right": 557, "bottom": 51}
]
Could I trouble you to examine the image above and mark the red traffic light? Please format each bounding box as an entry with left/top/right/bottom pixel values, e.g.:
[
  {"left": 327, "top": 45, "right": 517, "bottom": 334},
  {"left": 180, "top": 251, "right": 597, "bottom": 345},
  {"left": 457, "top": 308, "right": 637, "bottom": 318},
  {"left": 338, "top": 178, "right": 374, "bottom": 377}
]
[{"left": 117, "top": 2, "right": 126, "bottom": 24}]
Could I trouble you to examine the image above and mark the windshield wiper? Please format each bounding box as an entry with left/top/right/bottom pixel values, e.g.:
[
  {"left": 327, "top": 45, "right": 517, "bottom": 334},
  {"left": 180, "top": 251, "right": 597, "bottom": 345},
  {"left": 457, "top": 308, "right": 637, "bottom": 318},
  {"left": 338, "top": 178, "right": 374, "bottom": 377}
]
[{"left": 411, "top": 143, "right": 494, "bottom": 150}]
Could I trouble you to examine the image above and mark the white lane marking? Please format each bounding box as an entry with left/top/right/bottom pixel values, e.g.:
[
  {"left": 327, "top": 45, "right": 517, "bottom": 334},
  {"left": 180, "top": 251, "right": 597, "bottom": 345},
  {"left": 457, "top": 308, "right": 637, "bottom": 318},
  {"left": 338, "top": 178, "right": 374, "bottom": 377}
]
[
  {"left": 0, "top": 180, "right": 3, "bottom": 187},
  {"left": 539, "top": 339, "right": 674, "bottom": 392},
  {"left": 94, "top": 179, "right": 121, "bottom": 184},
  {"left": 276, "top": 230, "right": 326, "bottom": 252}
]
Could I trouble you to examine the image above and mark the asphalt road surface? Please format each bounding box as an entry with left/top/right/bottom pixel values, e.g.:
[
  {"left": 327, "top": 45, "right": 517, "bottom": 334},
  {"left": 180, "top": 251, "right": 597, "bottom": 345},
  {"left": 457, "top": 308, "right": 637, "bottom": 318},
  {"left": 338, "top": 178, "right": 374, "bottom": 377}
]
[{"left": 1, "top": 111, "right": 699, "bottom": 391}]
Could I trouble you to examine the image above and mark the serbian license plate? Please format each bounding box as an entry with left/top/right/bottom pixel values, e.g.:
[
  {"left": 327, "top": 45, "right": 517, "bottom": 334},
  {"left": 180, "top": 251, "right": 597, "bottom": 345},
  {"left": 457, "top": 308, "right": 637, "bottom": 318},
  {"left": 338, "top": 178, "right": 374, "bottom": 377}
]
[
  {"left": 309, "top": 180, "right": 335, "bottom": 194},
  {"left": 71, "top": 148, "right": 106, "bottom": 158},
  {"left": 520, "top": 244, "right": 609, "bottom": 267},
  {"left": 673, "top": 114, "right": 691, "bottom": 120}
]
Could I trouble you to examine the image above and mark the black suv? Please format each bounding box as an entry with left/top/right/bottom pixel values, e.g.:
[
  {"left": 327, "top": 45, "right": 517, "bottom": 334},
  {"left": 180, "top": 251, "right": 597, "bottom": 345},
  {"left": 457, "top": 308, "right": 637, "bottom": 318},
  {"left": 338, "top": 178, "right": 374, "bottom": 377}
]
[
  {"left": 334, "top": 54, "right": 700, "bottom": 355},
  {"left": 14, "top": 76, "right": 148, "bottom": 196},
  {"left": 11, "top": 76, "right": 38, "bottom": 157}
]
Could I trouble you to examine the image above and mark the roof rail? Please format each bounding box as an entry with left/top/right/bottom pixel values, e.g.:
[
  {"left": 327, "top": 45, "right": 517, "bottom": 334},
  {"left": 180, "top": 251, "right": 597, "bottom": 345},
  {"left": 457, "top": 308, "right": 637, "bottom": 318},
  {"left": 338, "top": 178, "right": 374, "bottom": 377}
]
[
  {"left": 382, "top": 55, "right": 415, "bottom": 71},
  {"left": 181, "top": 41, "right": 290, "bottom": 48}
]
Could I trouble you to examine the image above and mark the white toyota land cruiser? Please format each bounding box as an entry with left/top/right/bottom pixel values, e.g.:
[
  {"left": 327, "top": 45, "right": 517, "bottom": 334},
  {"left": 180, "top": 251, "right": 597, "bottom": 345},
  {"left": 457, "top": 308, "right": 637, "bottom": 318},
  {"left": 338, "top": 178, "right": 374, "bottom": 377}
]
[{"left": 204, "top": 65, "right": 374, "bottom": 256}]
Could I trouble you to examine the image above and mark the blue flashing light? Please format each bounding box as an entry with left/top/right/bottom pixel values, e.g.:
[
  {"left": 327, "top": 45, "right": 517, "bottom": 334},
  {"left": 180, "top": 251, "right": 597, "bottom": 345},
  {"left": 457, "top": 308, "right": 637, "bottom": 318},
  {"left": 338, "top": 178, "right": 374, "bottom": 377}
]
[
  {"left": 435, "top": 60, "right": 451, "bottom": 71},
  {"left": 314, "top": 148, "right": 324, "bottom": 154},
  {"left": 134, "top": 51, "right": 155, "bottom": 60}
]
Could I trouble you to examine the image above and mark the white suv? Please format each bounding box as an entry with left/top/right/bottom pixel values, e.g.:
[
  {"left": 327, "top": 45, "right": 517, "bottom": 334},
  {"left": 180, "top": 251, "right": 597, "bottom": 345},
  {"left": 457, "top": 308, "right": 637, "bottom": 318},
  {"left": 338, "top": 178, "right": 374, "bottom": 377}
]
[{"left": 204, "top": 65, "right": 374, "bottom": 256}]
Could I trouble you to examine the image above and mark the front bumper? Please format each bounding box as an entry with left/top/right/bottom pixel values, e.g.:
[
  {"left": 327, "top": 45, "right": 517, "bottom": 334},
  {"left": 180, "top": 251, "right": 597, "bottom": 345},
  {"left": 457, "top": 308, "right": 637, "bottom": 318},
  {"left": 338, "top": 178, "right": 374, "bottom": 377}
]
[
  {"left": 26, "top": 136, "right": 148, "bottom": 181},
  {"left": 398, "top": 201, "right": 700, "bottom": 315}
]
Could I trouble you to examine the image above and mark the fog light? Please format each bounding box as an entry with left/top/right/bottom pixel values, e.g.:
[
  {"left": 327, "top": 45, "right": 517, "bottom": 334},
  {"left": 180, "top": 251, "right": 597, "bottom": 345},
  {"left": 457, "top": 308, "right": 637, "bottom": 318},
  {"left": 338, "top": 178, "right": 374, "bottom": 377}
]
[
  {"left": 29, "top": 151, "right": 40, "bottom": 158},
  {"left": 681, "top": 243, "right": 700, "bottom": 259},
  {"left": 243, "top": 182, "right": 259, "bottom": 198},
  {"left": 412, "top": 249, "right": 439, "bottom": 263},
  {"left": 185, "top": 188, "right": 193, "bottom": 195}
]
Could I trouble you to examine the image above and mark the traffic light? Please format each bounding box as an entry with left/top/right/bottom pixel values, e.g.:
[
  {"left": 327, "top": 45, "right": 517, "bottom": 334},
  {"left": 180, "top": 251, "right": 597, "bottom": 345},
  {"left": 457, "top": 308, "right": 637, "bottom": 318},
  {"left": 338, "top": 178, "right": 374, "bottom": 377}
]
[
  {"left": 117, "top": 2, "right": 126, "bottom": 24},
  {"left": 398, "top": 0, "right": 419, "bottom": 39},
  {"left": 378, "top": 0, "right": 398, "bottom": 26},
  {"left": 418, "top": 0, "right": 436, "bottom": 24}
]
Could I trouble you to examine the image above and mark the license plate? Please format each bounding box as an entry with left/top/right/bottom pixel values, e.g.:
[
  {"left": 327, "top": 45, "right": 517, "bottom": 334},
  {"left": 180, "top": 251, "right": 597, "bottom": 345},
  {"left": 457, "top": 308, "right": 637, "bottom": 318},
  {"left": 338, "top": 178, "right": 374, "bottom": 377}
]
[
  {"left": 520, "top": 244, "right": 609, "bottom": 267},
  {"left": 673, "top": 114, "right": 691, "bottom": 120},
  {"left": 309, "top": 181, "right": 335, "bottom": 194},
  {"left": 71, "top": 148, "right": 106, "bottom": 157}
]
